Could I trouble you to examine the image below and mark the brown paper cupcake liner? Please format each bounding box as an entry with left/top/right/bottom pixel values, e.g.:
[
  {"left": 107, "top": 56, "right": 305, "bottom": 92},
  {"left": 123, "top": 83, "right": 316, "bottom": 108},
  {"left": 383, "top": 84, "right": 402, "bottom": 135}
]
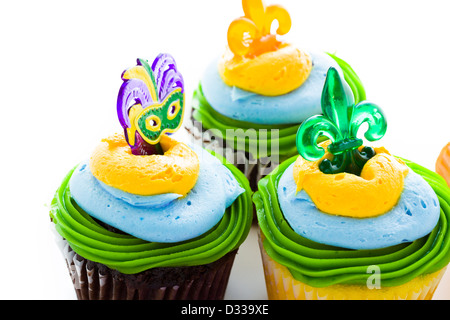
[{"left": 58, "top": 236, "right": 237, "bottom": 300}]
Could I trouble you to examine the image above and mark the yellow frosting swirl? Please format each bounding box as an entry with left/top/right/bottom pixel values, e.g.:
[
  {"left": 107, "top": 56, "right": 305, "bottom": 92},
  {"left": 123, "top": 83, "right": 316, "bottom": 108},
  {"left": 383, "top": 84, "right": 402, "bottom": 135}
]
[
  {"left": 293, "top": 141, "right": 409, "bottom": 218},
  {"left": 218, "top": 43, "right": 312, "bottom": 96},
  {"left": 90, "top": 133, "right": 200, "bottom": 196}
]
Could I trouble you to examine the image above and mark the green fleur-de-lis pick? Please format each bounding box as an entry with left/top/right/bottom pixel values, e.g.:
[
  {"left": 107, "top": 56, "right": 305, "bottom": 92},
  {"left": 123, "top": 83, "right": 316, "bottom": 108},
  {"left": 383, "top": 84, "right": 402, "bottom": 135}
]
[{"left": 296, "top": 67, "right": 387, "bottom": 175}]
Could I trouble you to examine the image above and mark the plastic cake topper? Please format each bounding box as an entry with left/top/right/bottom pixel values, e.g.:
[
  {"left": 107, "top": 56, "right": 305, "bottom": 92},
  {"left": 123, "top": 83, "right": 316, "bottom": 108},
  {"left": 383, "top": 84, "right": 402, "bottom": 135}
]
[
  {"left": 296, "top": 67, "right": 387, "bottom": 175},
  {"left": 117, "top": 54, "right": 184, "bottom": 155},
  {"left": 227, "top": 0, "right": 291, "bottom": 57}
]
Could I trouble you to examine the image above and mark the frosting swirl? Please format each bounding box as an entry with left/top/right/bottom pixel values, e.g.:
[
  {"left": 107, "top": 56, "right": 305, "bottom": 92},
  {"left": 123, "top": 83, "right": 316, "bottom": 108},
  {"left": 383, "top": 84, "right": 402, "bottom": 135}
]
[
  {"left": 292, "top": 142, "right": 409, "bottom": 218},
  {"left": 50, "top": 151, "right": 253, "bottom": 274},
  {"left": 191, "top": 53, "right": 365, "bottom": 159},
  {"left": 90, "top": 133, "right": 199, "bottom": 196},
  {"left": 218, "top": 44, "right": 312, "bottom": 96},
  {"left": 279, "top": 161, "right": 440, "bottom": 250},
  {"left": 203, "top": 51, "right": 341, "bottom": 125},
  {"left": 69, "top": 143, "right": 246, "bottom": 243},
  {"left": 254, "top": 156, "right": 450, "bottom": 287}
]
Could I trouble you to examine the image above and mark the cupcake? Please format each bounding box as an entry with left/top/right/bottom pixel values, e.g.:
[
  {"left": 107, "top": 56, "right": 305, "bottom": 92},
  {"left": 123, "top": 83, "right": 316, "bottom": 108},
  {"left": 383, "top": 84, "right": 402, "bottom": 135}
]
[
  {"left": 185, "top": 0, "right": 365, "bottom": 191},
  {"left": 436, "top": 142, "right": 450, "bottom": 187},
  {"left": 49, "top": 54, "right": 253, "bottom": 300},
  {"left": 253, "top": 67, "right": 450, "bottom": 300}
]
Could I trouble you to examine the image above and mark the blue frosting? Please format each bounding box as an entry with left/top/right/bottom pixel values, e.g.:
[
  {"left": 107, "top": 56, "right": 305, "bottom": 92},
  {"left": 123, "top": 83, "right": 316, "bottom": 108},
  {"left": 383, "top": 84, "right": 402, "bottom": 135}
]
[
  {"left": 69, "top": 144, "right": 245, "bottom": 243},
  {"left": 201, "top": 51, "right": 350, "bottom": 125},
  {"left": 277, "top": 162, "right": 440, "bottom": 250},
  {"left": 98, "top": 180, "right": 182, "bottom": 208}
]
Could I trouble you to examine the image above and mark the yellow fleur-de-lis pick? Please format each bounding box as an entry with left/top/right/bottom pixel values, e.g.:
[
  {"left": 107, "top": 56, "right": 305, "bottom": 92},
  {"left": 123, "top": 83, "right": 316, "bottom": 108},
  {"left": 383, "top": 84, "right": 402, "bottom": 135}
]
[{"left": 228, "top": 0, "right": 291, "bottom": 57}]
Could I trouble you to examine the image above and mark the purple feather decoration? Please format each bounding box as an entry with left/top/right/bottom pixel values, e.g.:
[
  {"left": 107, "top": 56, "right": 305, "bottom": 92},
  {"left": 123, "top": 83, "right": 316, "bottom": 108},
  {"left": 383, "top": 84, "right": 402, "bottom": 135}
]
[
  {"left": 116, "top": 54, "right": 184, "bottom": 155},
  {"left": 151, "top": 53, "right": 184, "bottom": 101}
]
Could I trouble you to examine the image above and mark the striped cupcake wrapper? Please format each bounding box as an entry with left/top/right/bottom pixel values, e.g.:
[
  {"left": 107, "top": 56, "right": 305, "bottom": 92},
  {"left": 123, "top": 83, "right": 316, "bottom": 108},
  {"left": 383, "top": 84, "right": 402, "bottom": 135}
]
[{"left": 56, "top": 233, "right": 237, "bottom": 300}]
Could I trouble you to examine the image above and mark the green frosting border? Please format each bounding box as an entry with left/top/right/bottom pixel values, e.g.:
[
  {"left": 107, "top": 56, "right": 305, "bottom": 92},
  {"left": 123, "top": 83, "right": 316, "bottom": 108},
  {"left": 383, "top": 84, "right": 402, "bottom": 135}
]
[
  {"left": 49, "top": 150, "right": 253, "bottom": 275},
  {"left": 253, "top": 155, "right": 450, "bottom": 288},
  {"left": 190, "top": 53, "right": 365, "bottom": 160}
]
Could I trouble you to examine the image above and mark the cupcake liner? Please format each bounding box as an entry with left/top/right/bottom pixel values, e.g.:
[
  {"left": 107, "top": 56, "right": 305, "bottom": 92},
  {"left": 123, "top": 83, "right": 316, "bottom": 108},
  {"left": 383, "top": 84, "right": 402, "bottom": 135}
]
[
  {"left": 56, "top": 233, "right": 237, "bottom": 300},
  {"left": 184, "top": 116, "right": 279, "bottom": 191},
  {"left": 257, "top": 230, "right": 446, "bottom": 300}
]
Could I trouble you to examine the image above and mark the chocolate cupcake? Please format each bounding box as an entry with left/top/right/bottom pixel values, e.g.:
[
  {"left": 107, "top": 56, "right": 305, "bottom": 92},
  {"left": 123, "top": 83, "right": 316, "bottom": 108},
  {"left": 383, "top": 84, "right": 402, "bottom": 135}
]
[{"left": 50, "top": 54, "right": 253, "bottom": 300}]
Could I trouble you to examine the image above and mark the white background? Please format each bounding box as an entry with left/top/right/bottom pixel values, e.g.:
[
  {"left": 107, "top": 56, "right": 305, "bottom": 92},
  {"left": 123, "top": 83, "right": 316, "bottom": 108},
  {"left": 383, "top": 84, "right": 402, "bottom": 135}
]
[{"left": 0, "top": 0, "right": 449, "bottom": 299}]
